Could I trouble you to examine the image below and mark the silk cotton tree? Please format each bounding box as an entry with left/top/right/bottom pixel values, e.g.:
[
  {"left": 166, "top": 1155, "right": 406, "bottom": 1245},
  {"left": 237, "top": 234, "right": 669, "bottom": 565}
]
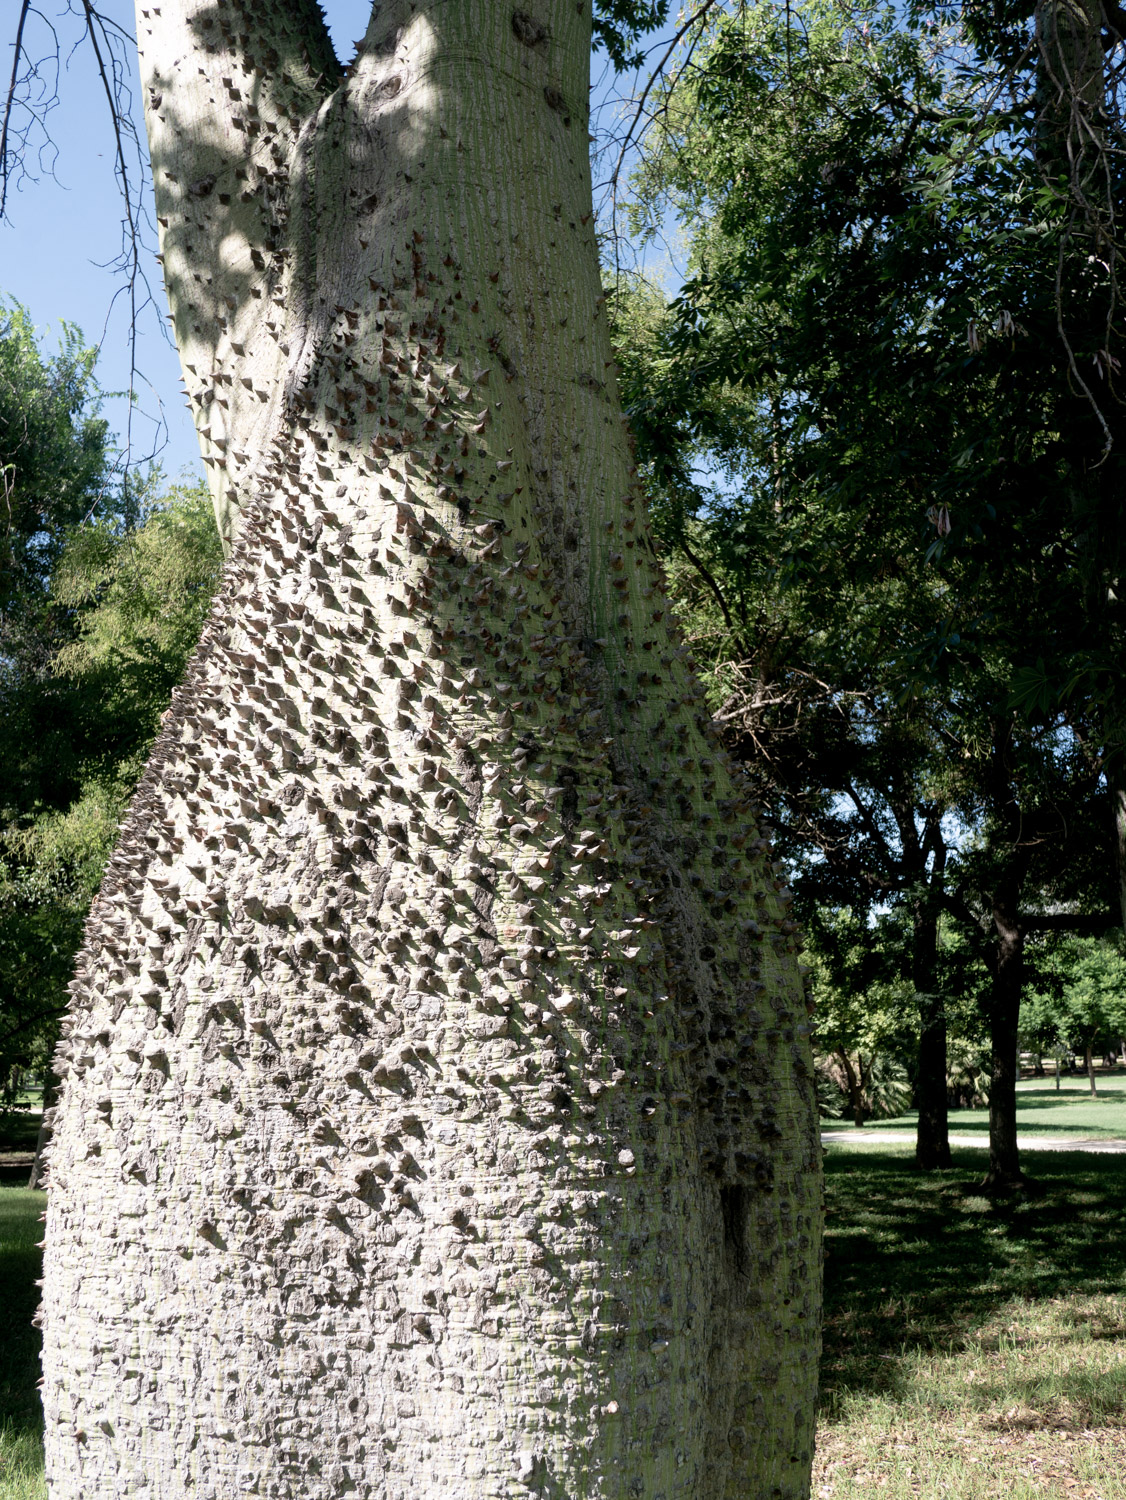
[{"left": 38, "top": 2, "right": 822, "bottom": 1496}]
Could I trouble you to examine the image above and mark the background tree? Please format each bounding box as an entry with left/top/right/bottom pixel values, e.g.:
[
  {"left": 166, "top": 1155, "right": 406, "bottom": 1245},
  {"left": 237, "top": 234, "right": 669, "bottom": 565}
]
[
  {"left": 1024, "top": 935, "right": 1126, "bottom": 1094},
  {"left": 0, "top": 444, "right": 221, "bottom": 1146},
  {"left": 33, "top": 3, "right": 822, "bottom": 1497},
  {"left": 0, "top": 305, "right": 127, "bottom": 1108},
  {"left": 803, "top": 908, "right": 915, "bottom": 1126},
  {"left": 614, "top": 0, "right": 1124, "bottom": 1185}
]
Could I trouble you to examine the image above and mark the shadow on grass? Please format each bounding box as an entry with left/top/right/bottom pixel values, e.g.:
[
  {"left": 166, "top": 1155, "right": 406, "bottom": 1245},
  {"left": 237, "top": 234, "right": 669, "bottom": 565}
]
[
  {"left": 981, "top": 1362, "right": 1126, "bottom": 1429},
  {"left": 0, "top": 1189, "right": 44, "bottom": 1448},
  {"left": 0, "top": 1114, "right": 42, "bottom": 1155},
  {"left": 821, "top": 1148, "right": 1126, "bottom": 1414}
]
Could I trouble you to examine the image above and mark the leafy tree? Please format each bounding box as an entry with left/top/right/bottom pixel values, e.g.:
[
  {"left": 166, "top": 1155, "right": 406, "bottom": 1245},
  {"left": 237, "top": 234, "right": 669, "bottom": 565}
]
[
  {"left": 805, "top": 908, "right": 916, "bottom": 1124},
  {"left": 0, "top": 305, "right": 113, "bottom": 1106},
  {"left": 1024, "top": 936, "right": 1126, "bottom": 1094},
  {"left": 617, "top": 0, "right": 1123, "bottom": 1186},
  {"left": 0, "top": 301, "right": 111, "bottom": 623},
  {"left": 0, "top": 477, "right": 221, "bottom": 1115}
]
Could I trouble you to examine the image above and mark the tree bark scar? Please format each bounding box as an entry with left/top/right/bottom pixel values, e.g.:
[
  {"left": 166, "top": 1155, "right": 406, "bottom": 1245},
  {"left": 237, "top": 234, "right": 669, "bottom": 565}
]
[
  {"left": 283, "top": 96, "right": 340, "bottom": 414},
  {"left": 512, "top": 11, "right": 551, "bottom": 48},
  {"left": 720, "top": 1182, "right": 748, "bottom": 1273}
]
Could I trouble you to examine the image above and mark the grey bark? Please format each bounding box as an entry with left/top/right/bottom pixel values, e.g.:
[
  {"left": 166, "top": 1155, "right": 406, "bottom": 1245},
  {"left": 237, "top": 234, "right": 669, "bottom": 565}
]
[{"left": 38, "top": 2, "right": 822, "bottom": 1497}]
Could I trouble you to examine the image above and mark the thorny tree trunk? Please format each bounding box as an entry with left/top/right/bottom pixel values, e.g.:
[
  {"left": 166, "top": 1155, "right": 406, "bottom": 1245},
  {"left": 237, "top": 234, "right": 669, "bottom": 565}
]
[
  {"left": 986, "top": 887, "right": 1026, "bottom": 1190},
  {"left": 39, "top": 3, "right": 822, "bottom": 1498}
]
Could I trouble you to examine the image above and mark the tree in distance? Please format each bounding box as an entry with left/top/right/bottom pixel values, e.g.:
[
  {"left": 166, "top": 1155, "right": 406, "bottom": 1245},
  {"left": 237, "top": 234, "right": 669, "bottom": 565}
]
[
  {"left": 0, "top": 309, "right": 219, "bottom": 1118},
  {"left": 0, "top": 302, "right": 112, "bottom": 1110},
  {"left": 614, "top": 0, "right": 1126, "bottom": 1188},
  {"left": 29, "top": 2, "right": 822, "bottom": 1497},
  {"left": 1023, "top": 936, "right": 1126, "bottom": 1096}
]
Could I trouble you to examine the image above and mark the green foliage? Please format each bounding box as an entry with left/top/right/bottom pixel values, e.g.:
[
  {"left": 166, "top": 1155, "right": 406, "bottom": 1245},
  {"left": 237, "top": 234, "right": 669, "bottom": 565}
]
[
  {"left": 1024, "top": 937, "right": 1126, "bottom": 1057},
  {"left": 808, "top": 908, "right": 918, "bottom": 1121},
  {"left": 0, "top": 470, "right": 221, "bottom": 1098},
  {"left": 613, "top": 0, "right": 1122, "bottom": 1146},
  {"left": 809, "top": 909, "right": 916, "bottom": 1060},
  {"left": 0, "top": 302, "right": 110, "bottom": 624},
  {"left": 623, "top": 0, "right": 1124, "bottom": 753},
  {"left": 53, "top": 478, "right": 222, "bottom": 748},
  {"left": 592, "top": 0, "right": 670, "bottom": 68},
  {"left": 0, "top": 783, "right": 123, "bottom": 1107}
]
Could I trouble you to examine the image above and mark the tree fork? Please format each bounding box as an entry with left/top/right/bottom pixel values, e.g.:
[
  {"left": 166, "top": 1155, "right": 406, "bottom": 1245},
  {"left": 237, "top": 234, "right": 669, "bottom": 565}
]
[{"left": 39, "top": 1, "right": 821, "bottom": 1497}]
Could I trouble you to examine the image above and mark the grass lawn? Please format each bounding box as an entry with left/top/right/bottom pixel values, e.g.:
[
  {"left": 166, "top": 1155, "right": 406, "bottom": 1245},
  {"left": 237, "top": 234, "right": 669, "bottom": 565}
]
[
  {"left": 0, "top": 1188, "right": 44, "bottom": 1500},
  {"left": 817, "top": 1143, "right": 1126, "bottom": 1497},
  {"left": 2, "top": 1144, "right": 1124, "bottom": 1498},
  {"left": 828, "top": 1074, "right": 1126, "bottom": 1142}
]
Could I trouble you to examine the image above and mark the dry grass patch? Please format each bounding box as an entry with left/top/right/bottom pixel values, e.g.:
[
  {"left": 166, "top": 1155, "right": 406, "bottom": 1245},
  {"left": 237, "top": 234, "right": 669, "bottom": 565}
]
[
  {"left": 817, "top": 1145, "right": 1126, "bottom": 1498},
  {"left": 815, "top": 1298, "right": 1126, "bottom": 1496}
]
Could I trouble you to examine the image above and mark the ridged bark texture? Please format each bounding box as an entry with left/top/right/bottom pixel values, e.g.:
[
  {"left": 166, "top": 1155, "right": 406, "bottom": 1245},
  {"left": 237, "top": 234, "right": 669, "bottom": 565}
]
[{"left": 40, "top": 3, "right": 822, "bottom": 1497}]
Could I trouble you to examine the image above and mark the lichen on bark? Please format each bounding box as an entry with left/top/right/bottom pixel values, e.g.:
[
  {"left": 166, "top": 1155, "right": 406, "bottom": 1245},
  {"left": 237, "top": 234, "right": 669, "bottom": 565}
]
[{"left": 39, "top": 2, "right": 823, "bottom": 1496}]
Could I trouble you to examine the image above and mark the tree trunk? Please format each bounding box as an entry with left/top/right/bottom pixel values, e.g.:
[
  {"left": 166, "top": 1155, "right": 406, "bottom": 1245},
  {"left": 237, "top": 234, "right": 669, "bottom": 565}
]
[
  {"left": 1086, "top": 1044, "right": 1098, "bottom": 1095},
  {"left": 1035, "top": 0, "right": 1106, "bottom": 173},
  {"left": 27, "top": 1065, "right": 58, "bottom": 1191},
  {"left": 985, "top": 889, "right": 1025, "bottom": 1190},
  {"left": 1111, "top": 772, "right": 1126, "bottom": 932},
  {"left": 838, "top": 1049, "right": 867, "bottom": 1126},
  {"left": 913, "top": 852, "right": 950, "bottom": 1170},
  {"left": 915, "top": 990, "right": 950, "bottom": 1168},
  {"left": 39, "top": 4, "right": 822, "bottom": 1498}
]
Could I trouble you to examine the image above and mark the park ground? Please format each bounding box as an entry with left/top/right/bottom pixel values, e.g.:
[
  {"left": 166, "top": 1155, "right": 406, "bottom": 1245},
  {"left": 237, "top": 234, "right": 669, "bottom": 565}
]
[
  {"left": 830, "top": 1073, "right": 1126, "bottom": 1148},
  {"left": 1, "top": 1087, "right": 1125, "bottom": 1498}
]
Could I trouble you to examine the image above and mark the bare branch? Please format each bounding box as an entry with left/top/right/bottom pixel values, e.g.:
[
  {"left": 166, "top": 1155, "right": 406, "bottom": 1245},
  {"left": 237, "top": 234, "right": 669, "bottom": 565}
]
[
  {"left": 677, "top": 533, "right": 736, "bottom": 635},
  {"left": 0, "top": 1, "right": 34, "bottom": 221},
  {"left": 79, "top": 1, "right": 164, "bottom": 476}
]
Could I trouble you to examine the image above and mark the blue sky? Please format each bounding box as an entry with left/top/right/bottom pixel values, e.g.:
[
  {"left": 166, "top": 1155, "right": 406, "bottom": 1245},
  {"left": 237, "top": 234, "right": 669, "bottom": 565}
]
[
  {"left": 2, "top": 1, "right": 382, "bottom": 480},
  {"left": 2, "top": 1, "right": 675, "bottom": 486}
]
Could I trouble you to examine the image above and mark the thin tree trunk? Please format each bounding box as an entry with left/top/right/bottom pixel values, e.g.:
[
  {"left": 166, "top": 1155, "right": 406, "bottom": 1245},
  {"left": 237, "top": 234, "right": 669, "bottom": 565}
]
[
  {"left": 838, "top": 1049, "right": 866, "bottom": 1126},
  {"left": 913, "top": 850, "right": 950, "bottom": 1170},
  {"left": 1111, "top": 773, "right": 1126, "bottom": 932},
  {"left": 985, "top": 888, "right": 1025, "bottom": 1189},
  {"left": 38, "top": 3, "right": 822, "bottom": 1497},
  {"left": 915, "top": 992, "right": 950, "bottom": 1168},
  {"left": 27, "top": 1066, "right": 58, "bottom": 1191},
  {"left": 1086, "top": 1044, "right": 1098, "bottom": 1095}
]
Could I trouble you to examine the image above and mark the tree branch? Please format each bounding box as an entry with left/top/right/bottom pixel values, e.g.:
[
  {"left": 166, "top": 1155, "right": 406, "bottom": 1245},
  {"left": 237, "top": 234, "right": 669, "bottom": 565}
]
[
  {"left": 0, "top": 0, "right": 33, "bottom": 221},
  {"left": 1023, "top": 911, "right": 1121, "bottom": 932},
  {"left": 678, "top": 534, "right": 736, "bottom": 635}
]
